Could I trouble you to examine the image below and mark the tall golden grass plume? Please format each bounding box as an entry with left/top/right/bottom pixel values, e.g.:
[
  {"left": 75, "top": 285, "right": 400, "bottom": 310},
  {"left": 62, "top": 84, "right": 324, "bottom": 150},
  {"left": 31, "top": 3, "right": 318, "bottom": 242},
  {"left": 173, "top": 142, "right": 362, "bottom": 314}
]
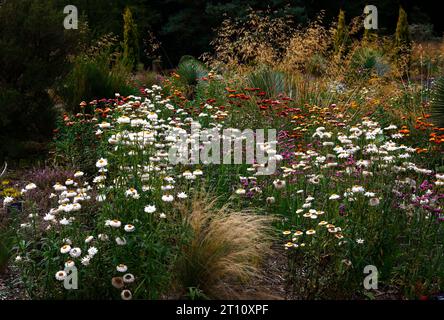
[{"left": 174, "top": 193, "right": 275, "bottom": 299}]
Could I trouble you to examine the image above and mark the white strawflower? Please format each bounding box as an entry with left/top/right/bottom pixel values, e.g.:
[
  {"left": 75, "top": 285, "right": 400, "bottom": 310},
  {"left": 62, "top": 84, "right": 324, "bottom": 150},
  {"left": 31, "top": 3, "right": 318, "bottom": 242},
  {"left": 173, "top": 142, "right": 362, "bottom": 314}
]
[
  {"left": 109, "top": 220, "right": 122, "bottom": 228},
  {"left": 81, "top": 256, "right": 91, "bottom": 266},
  {"left": 85, "top": 236, "right": 94, "bottom": 244},
  {"left": 329, "top": 194, "right": 340, "bottom": 200},
  {"left": 25, "top": 183, "right": 37, "bottom": 191},
  {"left": 177, "top": 192, "right": 188, "bottom": 199},
  {"left": 161, "top": 194, "right": 174, "bottom": 202},
  {"left": 69, "top": 247, "right": 82, "bottom": 258},
  {"left": 55, "top": 271, "right": 67, "bottom": 281},
  {"left": 123, "top": 273, "right": 135, "bottom": 284},
  {"left": 3, "top": 196, "right": 14, "bottom": 206},
  {"left": 116, "top": 264, "right": 128, "bottom": 273},
  {"left": 74, "top": 171, "right": 84, "bottom": 178},
  {"left": 88, "top": 247, "right": 98, "bottom": 256},
  {"left": 96, "top": 158, "right": 108, "bottom": 168},
  {"left": 144, "top": 205, "right": 156, "bottom": 213}
]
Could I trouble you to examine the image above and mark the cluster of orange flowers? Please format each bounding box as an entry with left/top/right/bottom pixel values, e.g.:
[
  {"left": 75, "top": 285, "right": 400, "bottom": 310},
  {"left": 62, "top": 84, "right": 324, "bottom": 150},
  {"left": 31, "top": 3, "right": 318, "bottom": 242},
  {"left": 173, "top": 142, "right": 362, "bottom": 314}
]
[
  {"left": 413, "top": 114, "right": 444, "bottom": 146},
  {"left": 397, "top": 114, "right": 444, "bottom": 154}
]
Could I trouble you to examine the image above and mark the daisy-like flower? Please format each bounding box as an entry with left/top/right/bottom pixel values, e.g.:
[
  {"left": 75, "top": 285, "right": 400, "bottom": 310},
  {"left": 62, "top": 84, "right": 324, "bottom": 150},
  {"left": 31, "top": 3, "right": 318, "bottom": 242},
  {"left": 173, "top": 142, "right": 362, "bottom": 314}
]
[
  {"left": 74, "top": 171, "right": 84, "bottom": 178},
  {"left": 147, "top": 112, "right": 158, "bottom": 120},
  {"left": 266, "top": 196, "right": 275, "bottom": 204},
  {"left": 123, "top": 273, "right": 135, "bottom": 284},
  {"left": 98, "top": 122, "right": 111, "bottom": 129},
  {"left": 161, "top": 185, "right": 174, "bottom": 191},
  {"left": 98, "top": 234, "right": 109, "bottom": 241},
  {"left": 306, "top": 229, "right": 316, "bottom": 235},
  {"left": 60, "top": 244, "right": 71, "bottom": 254},
  {"left": 161, "top": 194, "right": 174, "bottom": 202},
  {"left": 85, "top": 236, "right": 94, "bottom": 244},
  {"left": 329, "top": 194, "right": 340, "bottom": 200},
  {"left": 117, "top": 116, "right": 131, "bottom": 124},
  {"left": 159, "top": 213, "right": 167, "bottom": 219},
  {"left": 177, "top": 192, "right": 188, "bottom": 199},
  {"left": 53, "top": 183, "right": 67, "bottom": 192},
  {"left": 121, "top": 289, "right": 132, "bottom": 300},
  {"left": 125, "top": 188, "right": 139, "bottom": 199},
  {"left": 109, "top": 220, "right": 122, "bottom": 228},
  {"left": 144, "top": 205, "right": 156, "bottom": 213},
  {"left": 65, "top": 260, "right": 75, "bottom": 268},
  {"left": 294, "top": 230, "right": 303, "bottom": 236},
  {"left": 59, "top": 217, "right": 71, "bottom": 226},
  {"left": 282, "top": 231, "right": 291, "bottom": 235},
  {"left": 65, "top": 179, "right": 74, "bottom": 186},
  {"left": 273, "top": 179, "right": 286, "bottom": 189},
  {"left": 3, "top": 196, "right": 14, "bottom": 206},
  {"left": 69, "top": 247, "right": 82, "bottom": 258},
  {"left": 116, "top": 264, "right": 128, "bottom": 273},
  {"left": 124, "top": 224, "right": 135, "bottom": 232},
  {"left": 88, "top": 247, "right": 98, "bottom": 256},
  {"left": 235, "top": 188, "right": 246, "bottom": 195},
  {"left": 96, "top": 158, "right": 108, "bottom": 168},
  {"left": 284, "top": 242, "right": 295, "bottom": 249},
  {"left": 55, "top": 270, "right": 67, "bottom": 281},
  {"left": 369, "top": 198, "right": 380, "bottom": 206},
  {"left": 193, "top": 169, "right": 203, "bottom": 176},
  {"left": 116, "top": 237, "right": 127, "bottom": 246},
  {"left": 25, "top": 183, "right": 37, "bottom": 191},
  {"left": 81, "top": 256, "right": 91, "bottom": 266},
  {"left": 112, "top": 277, "right": 124, "bottom": 289},
  {"left": 351, "top": 185, "right": 365, "bottom": 193}
]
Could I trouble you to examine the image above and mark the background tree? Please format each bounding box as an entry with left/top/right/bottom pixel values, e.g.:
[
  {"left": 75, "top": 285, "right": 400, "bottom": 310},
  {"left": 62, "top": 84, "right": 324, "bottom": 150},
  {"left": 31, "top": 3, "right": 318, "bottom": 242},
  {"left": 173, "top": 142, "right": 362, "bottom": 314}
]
[
  {"left": 123, "top": 6, "right": 140, "bottom": 69},
  {"left": 0, "top": 0, "right": 82, "bottom": 161},
  {"left": 395, "top": 6, "right": 411, "bottom": 49},
  {"left": 334, "top": 9, "right": 349, "bottom": 53}
]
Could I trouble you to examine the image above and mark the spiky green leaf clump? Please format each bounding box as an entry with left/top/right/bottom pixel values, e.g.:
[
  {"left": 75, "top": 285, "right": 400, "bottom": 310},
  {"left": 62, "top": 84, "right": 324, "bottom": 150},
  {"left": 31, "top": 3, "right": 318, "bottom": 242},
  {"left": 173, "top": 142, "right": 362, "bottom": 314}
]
[
  {"left": 350, "top": 47, "right": 389, "bottom": 78},
  {"left": 177, "top": 56, "right": 208, "bottom": 87},
  {"left": 247, "top": 66, "right": 286, "bottom": 98}
]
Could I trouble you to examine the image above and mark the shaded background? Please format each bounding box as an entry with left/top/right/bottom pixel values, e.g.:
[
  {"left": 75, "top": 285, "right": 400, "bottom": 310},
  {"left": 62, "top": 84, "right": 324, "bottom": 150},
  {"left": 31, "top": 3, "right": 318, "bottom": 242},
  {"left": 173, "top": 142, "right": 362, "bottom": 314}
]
[{"left": 62, "top": 0, "right": 444, "bottom": 67}]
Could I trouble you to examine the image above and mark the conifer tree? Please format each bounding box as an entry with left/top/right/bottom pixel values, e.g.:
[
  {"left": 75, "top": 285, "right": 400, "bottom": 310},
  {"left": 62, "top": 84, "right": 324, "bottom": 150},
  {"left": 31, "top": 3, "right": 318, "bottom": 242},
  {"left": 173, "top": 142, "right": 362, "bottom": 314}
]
[
  {"left": 123, "top": 7, "right": 140, "bottom": 69},
  {"left": 395, "top": 6, "right": 411, "bottom": 49},
  {"left": 334, "top": 9, "right": 349, "bottom": 53}
]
